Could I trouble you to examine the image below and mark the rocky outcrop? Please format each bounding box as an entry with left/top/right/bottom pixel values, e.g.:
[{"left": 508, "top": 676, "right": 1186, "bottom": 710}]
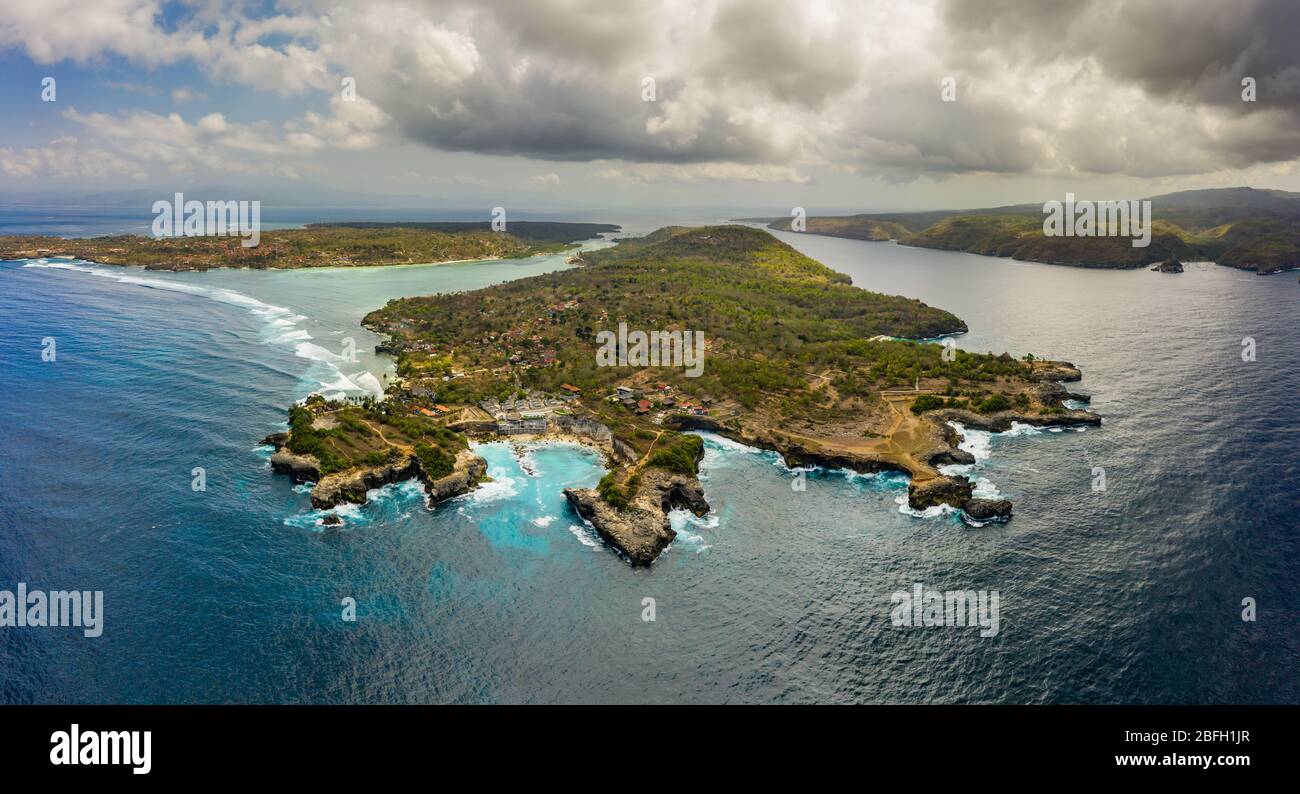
[
  {"left": 564, "top": 489, "right": 675, "bottom": 566},
  {"left": 1026, "top": 360, "right": 1083, "bottom": 382},
  {"left": 1033, "top": 380, "right": 1091, "bottom": 408},
  {"left": 1151, "top": 258, "right": 1184, "bottom": 273},
  {"left": 663, "top": 413, "right": 916, "bottom": 477},
  {"left": 658, "top": 474, "right": 709, "bottom": 516},
  {"left": 964, "top": 498, "right": 1013, "bottom": 522},
  {"left": 907, "top": 477, "right": 1013, "bottom": 523},
  {"left": 907, "top": 475, "right": 974, "bottom": 512},
  {"left": 265, "top": 429, "right": 486, "bottom": 511},
  {"left": 270, "top": 449, "right": 321, "bottom": 483},
  {"left": 936, "top": 406, "right": 1101, "bottom": 433},
  {"left": 311, "top": 457, "right": 422, "bottom": 508},
  {"left": 422, "top": 449, "right": 487, "bottom": 504},
  {"left": 564, "top": 467, "right": 710, "bottom": 566}
]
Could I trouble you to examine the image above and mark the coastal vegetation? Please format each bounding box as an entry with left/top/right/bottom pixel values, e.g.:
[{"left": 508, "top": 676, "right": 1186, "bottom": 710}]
[
  {"left": 0, "top": 221, "right": 619, "bottom": 271},
  {"left": 359, "top": 225, "right": 1094, "bottom": 546},
  {"left": 284, "top": 397, "right": 466, "bottom": 475},
  {"left": 266, "top": 224, "right": 1097, "bottom": 563},
  {"left": 752, "top": 187, "right": 1300, "bottom": 274}
]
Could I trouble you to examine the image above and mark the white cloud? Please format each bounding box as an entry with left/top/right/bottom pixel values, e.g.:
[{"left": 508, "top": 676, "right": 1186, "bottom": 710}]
[
  {"left": 596, "top": 162, "right": 812, "bottom": 184},
  {"left": 2, "top": 0, "right": 1298, "bottom": 184},
  {"left": 0, "top": 135, "right": 146, "bottom": 180},
  {"left": 528, "top": 172, "right": 561, "bottom": 187}
]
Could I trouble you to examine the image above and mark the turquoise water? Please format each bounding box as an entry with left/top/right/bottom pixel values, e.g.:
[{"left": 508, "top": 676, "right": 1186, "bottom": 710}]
[{"left": 1, "top": 228, "right": 1297, "bottom": 703}]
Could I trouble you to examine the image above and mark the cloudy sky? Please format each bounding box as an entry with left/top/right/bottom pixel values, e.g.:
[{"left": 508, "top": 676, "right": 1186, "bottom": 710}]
[{"left": 2, "top": 0, "right": 1299, "bottom": 212}]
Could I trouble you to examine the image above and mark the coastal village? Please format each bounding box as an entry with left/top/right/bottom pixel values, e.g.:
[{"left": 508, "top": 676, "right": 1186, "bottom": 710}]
[{"left": 387, "top": 376, "right": 717, "bottom": 437}]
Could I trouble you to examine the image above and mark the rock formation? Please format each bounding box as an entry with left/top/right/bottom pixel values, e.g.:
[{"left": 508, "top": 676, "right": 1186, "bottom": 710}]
[{"left": 564, "top": 468, "right": 709, "bottom": 566}]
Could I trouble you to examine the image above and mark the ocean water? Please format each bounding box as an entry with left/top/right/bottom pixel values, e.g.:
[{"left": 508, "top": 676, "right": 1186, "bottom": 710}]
[{"left": 1, "top": 227, "right": 1296, "bottom": 703}]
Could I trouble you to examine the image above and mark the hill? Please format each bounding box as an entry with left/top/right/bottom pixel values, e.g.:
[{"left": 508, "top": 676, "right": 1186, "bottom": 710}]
[
  {"left": 0, "top": 221, "right": 619, "bottom": 271},
  {"left": 749, "top": 187, "right": 1300, "bottom": 274}
]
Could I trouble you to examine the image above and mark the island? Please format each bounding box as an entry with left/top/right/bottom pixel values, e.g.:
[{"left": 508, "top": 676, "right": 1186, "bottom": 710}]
[
  {"left": 0, "top": 221, "right": 620, "bottom": 271},
  {"left": 741, "top": 187, "right": 1300, "bottom": 274},
  {"left": 266, "top": 225, "right": 1099, "bottom": 566}
]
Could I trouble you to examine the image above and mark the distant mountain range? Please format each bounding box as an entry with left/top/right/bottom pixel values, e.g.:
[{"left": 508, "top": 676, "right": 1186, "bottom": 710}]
[{"left": 740, "top": 188, "right": 1300, "bottom": 274}]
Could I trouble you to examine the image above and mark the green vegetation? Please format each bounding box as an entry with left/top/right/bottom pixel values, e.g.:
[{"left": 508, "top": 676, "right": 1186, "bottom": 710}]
[
  {"left": 645, "top": 433, "right": 704, "bottom": 475},
  {"left": 284, "top": 399, "right": 467, "bottom": 476},
  {"left": 307, "top": 221, "right": 619, "bottom": 243},
  {"left": 910, "top": 394, "right": 947, "bottom": 414},
  {"left": 597, "top": 471, "right": 639, "bottom": 509},
  {"left": 975, "top": 393, "right": 1012, "bottom": 413},
  {"left": 364, "top": 225, "right": 976, "bottom": 410},
  {"left": 759, "top": 187, "right": 1300, "bottom": 273},
  {"left": 766, "top": 216, "right": 911, "bottom": 241},
  {"left": 414, "top": 443, "right": 457, "bottom": 479},
  {"left": 0, "top": 221, "right": 617, "bottom": 271},
  {"left": 361, "top": 224, "right": 1067, "bottom": 509},
  {"left": 911, "top": 391, "right": 1014, "bottom": 415},
  {"left": 287, "top": 405, "right": 352, "bottom": 474}
]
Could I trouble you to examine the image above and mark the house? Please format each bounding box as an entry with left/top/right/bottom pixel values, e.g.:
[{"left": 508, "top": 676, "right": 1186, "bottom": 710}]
[
  {"left": 661, "top": 396, "right": 676, "bottom": 407},
  {"left": 616, "top": 386, "right": 638, "bottom": 399},
  {"left": 635, "top": 400, "right": 651, "bottom": 415},
  {"left": 434, "top": 404, "right": 451, "bottom": 414},
  {"left": 497, "top": 412, "right": 547, "bottom": 435},
  {"left": 560, "top": 383, "right": 582, "bottom": 394}
]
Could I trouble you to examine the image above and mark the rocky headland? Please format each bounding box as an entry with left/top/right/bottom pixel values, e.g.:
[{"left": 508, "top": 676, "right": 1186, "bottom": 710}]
[
  {"left": 262, "top": 414, "right": 487, "bottom": 514},
  {"left": 565, "top": 467, "right": 709, "bottom": 566}
]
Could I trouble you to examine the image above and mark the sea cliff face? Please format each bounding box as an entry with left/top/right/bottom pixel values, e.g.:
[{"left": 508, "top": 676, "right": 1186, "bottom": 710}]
[
  {"left": 663, "top": 391, "right": 1100, "bottom": 523},
  {"left": 265, "top": 434, "right": 486, "bottom": 511}
]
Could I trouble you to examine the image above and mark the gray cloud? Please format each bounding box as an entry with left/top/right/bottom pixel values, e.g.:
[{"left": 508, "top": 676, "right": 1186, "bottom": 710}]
[
  {"left": 940, "top": 0, "right": 1300, "bottom": 172},
  {"left": 4, "top": 0, "right": 1300, "bottom": 183}
]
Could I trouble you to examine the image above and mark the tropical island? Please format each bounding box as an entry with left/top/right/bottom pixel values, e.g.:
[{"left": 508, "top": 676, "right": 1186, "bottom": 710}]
[
  {"left": 267, "top": 224, "right": 1099, "bottom": 565},
  {"left": 740, "top": 187, "right": 1300, "bottom": 274},
  {"left": 0, "top": 221, "right": 620, "bottom": 271}
]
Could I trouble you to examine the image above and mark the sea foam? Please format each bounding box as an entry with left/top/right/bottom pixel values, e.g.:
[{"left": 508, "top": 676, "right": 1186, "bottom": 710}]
[{"left": 23, "top": 259, "right": 384, "bottom": 400}]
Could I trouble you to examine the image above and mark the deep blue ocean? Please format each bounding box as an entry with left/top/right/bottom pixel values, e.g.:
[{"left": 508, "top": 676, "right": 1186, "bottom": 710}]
[{"left": 1, "top": 219, "right": 1296, "bottom": 703}]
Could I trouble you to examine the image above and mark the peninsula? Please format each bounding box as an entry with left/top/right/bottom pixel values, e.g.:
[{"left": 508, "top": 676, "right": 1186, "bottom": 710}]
[
  {"left": 0, "top": 221, "right": 620, "bottom": 271},
  {"left": 742, "top": 187, "right": 1300, "bottom": 274},
  {"left": 268, "top": 225, "right": 1098, "bottom": 565}
]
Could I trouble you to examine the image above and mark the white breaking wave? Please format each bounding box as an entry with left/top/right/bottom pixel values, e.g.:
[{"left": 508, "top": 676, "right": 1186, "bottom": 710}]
[
  {"left": 895, "top": 492, "right": 961, "bottom": 519},
  {"left": 463, "top": 471, "right": 519, "bottom": 504},
  {"left": 667, "top": 508, "right": 716, "bottom": 552},
  {"left": 948, "top": 422, "right": 993, "bottom": 462},
  {"left": 567, "top": 523, "right": 603, "bottom": 548},
  {"left": 24, "top": 258, "right": 384, "bottom": 399}
]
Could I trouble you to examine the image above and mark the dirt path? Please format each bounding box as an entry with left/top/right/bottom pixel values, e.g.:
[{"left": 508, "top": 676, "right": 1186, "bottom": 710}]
[
  {"left": 360, "top": 418, "right": 412, "bottom": 452},
  {"left": 774, "top": 392, "right": 940, "bottom": 482}
]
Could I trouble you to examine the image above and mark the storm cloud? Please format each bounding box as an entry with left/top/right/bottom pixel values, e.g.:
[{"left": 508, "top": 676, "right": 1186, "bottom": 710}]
[{"left": 3, "top": 0, "right": 1299, "bottom": 182}]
